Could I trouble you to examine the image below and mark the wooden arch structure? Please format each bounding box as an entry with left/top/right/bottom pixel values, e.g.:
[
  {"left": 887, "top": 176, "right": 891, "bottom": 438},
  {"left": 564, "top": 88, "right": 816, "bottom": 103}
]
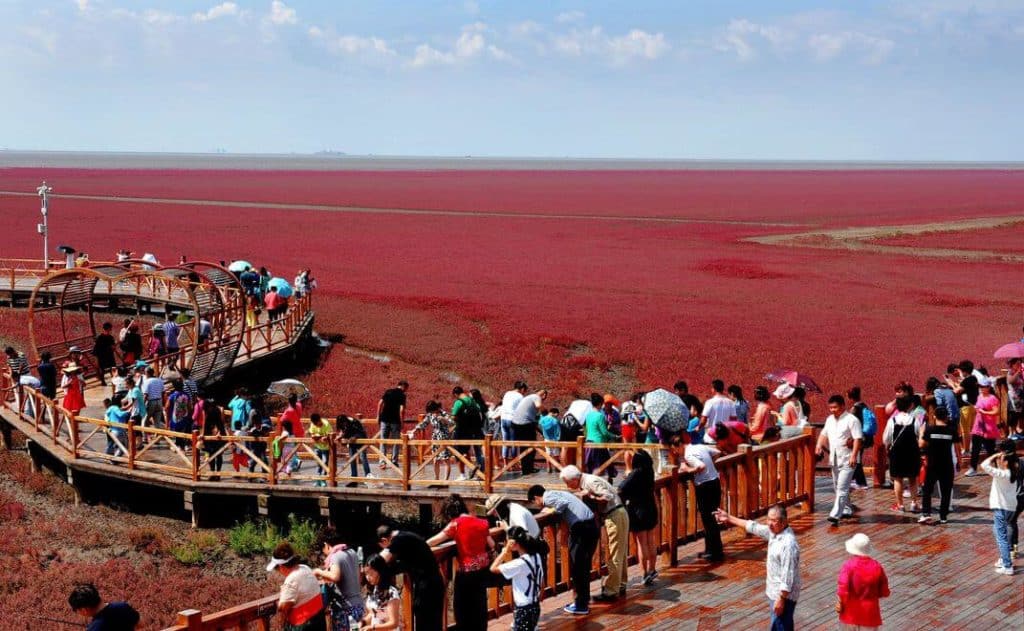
[{"left": 27, "top": 261, "right": 246, "bottom": 386}]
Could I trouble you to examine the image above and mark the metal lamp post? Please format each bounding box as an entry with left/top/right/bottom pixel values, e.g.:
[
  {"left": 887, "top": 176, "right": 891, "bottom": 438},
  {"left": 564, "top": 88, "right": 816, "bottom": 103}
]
[{"left": 37, "top": 181, "right": 52, "bottom": 269}]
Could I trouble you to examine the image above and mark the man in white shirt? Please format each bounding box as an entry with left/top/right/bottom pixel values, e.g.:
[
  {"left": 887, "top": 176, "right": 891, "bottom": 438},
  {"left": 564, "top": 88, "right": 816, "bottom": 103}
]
[
  {"left": 815, "top": 394, "right": 863, "bottom": 526},
  {"left": 715, "top": 504, "right": 801, "bottom": 631},
  {"left": 499, "top": 380, "right": 528, "bottom": 468},
  {"left": 512, "top": 389, "right": 547, "bottom": 475},
  {"left": 675, "top": 433, "right": 724, "bottom": 561},
  {"left": 699, "top": 379, "right": 737, "bottom": 439}
]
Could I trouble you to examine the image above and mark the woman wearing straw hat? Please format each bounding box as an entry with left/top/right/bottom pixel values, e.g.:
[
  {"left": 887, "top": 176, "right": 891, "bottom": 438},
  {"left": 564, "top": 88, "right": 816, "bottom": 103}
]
[
  {"left": 835, "top": 533, "right": 890, "bottom": 630},
  {"left": 61, "top": 362, "right": 87, "bottom": 415}
]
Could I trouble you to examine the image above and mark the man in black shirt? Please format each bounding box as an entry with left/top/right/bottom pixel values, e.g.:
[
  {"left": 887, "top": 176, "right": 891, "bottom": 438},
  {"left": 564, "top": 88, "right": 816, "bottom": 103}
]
[
  {"left": 918, "top": 407, "right": 959, "bottom": 524},
  {"left": 948, "top": 360, "right": 980, "bottom": 455},
  {"left": 69, "top": 584, "right": 139, "bottom": 631},
  {"left": 674, "top": 380, "right": 702, "bottom": 418},
  {"left": 377, "top": 526, "right": 444, "bottom": 631},
  {"left": 376, "top": 380, "right": 408, "bottom": 468}
]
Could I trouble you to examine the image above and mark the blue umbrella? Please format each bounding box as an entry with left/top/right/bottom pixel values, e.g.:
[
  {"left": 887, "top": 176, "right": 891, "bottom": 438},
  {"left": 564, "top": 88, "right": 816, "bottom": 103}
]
[{"left": 268, "top": 277, "right": 293, "bottom": 298}]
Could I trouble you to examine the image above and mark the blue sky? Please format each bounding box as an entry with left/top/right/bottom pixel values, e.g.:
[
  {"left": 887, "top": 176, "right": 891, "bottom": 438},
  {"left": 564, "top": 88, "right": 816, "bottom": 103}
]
[{"left": 1, "top": 1, "right": 1022, "bottom": 160}]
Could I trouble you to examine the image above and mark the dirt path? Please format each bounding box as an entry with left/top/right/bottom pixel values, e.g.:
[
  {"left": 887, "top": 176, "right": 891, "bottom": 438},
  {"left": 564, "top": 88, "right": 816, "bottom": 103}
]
[
  {"left": 746, "top": 214, "right": 1024, "bottom": 262},
  {"left": 0, "top": 190, "right": 803, "bottom": 227}
]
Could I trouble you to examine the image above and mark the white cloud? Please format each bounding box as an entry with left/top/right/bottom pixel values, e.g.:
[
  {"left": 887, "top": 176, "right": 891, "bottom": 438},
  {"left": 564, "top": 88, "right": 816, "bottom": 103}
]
[
  {"left": 141, "top": 9, "right": 183, "bottom": 26},
  {"left": 267, "top": 1, "right": 297, "bottom": 26},
  {"left": 309, "top": 27, "right": 396, "bottom": 58},
  {"left": 556, "top": 10, "right": 585, "bottom": 24},
  {"left": 715, "top": 16, "right": 894, "bottom": 64},
  {"left": 409, "top": 22, "right": 510, "bottom": 68},
  {"left": 808, "top": 31, "right": 894, "bottom": 64},
  {"left": 510, "top": 20, "right": 542, "bottom": 37},
  {"left": 608, "top": 29, "right": 670, "bottom": 62},
  {"left": 552, "top": 26, "right": 669, "bottom": 65},
  {"left": 192, "top": 2, "right": 240, "bottom": 23},
  {"left": 715, "top": 18, "right": 790, "bottom": 61},
  {"left": 411, "top": 43, "right": 455, "bottom": 67}
]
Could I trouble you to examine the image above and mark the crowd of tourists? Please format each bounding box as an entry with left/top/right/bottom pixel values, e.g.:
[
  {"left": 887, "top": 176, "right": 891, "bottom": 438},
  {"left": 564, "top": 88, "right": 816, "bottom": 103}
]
[{"left": 7, "top": 345, "right": 1024, "bottom": 630}]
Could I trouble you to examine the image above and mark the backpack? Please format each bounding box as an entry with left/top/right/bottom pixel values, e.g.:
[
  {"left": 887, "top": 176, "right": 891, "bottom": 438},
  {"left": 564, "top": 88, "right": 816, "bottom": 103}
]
[
  {"left": 454, "top": 399, "right": 484, "bottom": 438},
  {"left": 559, "top": 413, "right": 580, "bottom": 434},
  {"left": 172, "top": 392, "right": 191, "bottom": 422},
  {"left": 859, "top": 405, "right": 877, "bottom": 437}
]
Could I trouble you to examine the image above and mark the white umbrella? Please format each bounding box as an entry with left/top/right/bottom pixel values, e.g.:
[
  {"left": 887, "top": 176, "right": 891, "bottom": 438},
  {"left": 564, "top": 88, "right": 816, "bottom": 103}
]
[
  {"left": 228, "top": 260, "right": 252, "bottom": 273},
  {"left": 267, "top": 379, "right": 311, "bottom": 401},
  {"left": 643, "top": 388, "right": 688, "bottom": 433},
  {"left": 563, "top": 399, "right": 594, "bottom": 428}
]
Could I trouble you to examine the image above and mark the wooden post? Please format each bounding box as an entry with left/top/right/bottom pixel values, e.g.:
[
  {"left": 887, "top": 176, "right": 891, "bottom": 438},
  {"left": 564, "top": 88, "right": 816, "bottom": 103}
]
[
  {"left": 575, "top": 435, "right": 585, "bottom": 469},
  {"left": 872, "top": 404, "right": 888, "bottom": 489},
  {"left": 69, "top": 414, "right": 79, "bottom": 458},
  {"left": 327, "top": 434, "right": 338, "bottom": 488},
  {"left": 127, "top": 421, "right": 137, "bottom": 470},
  {"left": 191, "top": 430, "right": 200, "bottom": 481},
  {"left": 176, "top": 608, "right": 203, "bottom": 631},
  {"left": 401, "top": 433, "right": 411, "bottom": 491},
  {"left": 483, "top": 435, "right": 493, "bottom": 494},
  {"left": 267, "top": 438, "right": 277, "bottom": 486},
  {"left": 801, "top": 427, "right": 815, "bottom": 512},
  {"left": 667, "top": 465, "right": 679, "bottom": 567},
  {"left": 737, "top": 444, "right": 753, "bottom": 517}
]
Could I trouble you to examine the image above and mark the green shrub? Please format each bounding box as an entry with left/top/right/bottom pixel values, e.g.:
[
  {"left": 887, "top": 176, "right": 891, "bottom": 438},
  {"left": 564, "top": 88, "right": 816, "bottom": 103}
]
[
  {"left": 286, "top": 514, "right": 319, "bottom": 559},
  {"left": 228, "top": 519, "right": 283, "bottom": 557},
  {"left": 227, "top": 515, "right": 320, "bottom": 559},
  {"left": 171, "top": 531, "right": 224, "bottom": 565}
]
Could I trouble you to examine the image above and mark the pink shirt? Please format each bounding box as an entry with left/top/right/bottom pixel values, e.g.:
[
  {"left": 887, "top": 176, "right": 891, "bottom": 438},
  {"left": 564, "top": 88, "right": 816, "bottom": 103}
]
[
  {"left": 837, "top": 555, "right": 890, "bottom": 627},
  {"left": 973, "top": 394, "right": 1001, "bottom": 439}
]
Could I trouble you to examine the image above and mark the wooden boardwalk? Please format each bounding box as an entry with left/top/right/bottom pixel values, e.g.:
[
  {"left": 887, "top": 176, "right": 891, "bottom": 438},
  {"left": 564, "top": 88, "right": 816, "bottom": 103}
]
[{"left": 495, "top": 474, "right": 1022, "bottom": 630}]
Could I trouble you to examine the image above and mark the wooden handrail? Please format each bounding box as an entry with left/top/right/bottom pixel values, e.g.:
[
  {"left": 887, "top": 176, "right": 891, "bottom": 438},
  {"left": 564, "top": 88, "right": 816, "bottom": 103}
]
[{"left": 156, "top": 430, "right": 815, "bottom": 631}]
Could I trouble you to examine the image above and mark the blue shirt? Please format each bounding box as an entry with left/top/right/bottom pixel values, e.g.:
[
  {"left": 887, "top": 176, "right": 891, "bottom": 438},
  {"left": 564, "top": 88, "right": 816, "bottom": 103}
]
[
  {"left": 542, "top": 490, "right": 594, "bottom": 527},
  {"left": 105, "top": 405, "right": 129, "bottom": 424},
  {"left": 539, "top": 415, "right": 560, "bottom": 441},
  {"left": 933, "top": 387, "right": 960, "bottom": 423},
  {"left": 228, "top": 396, "right": 251, "bottom": 428}
]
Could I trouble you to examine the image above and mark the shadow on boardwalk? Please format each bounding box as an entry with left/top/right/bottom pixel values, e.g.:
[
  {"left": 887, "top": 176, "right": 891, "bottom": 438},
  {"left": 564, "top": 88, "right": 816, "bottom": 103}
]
[{"left": 495, "top": 475, "right": 1022, "bottom": 630}]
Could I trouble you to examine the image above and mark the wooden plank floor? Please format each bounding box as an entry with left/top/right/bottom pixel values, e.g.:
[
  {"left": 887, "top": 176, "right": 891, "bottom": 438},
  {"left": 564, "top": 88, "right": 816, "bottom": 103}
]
[{"left": 488, "top": 475, "right": 1023, "bottom": 630}]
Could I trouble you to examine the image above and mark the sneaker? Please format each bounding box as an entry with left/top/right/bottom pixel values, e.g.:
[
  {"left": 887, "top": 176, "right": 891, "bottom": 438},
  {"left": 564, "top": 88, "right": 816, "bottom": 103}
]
[
  {"left": 642, "top": 571, "right": 657, "bottom": 586},
  {"left": 890, "top": 504, "right": 904, "bottom": 513},
  {"left": 827, "top": 517, "right": 840, "bottom": 526},
  {"left": 841, "top": 508, "right": 854, "bottom": 518},
  {"left": 994, "top": 559, "right": 1005, "bottom": 568},
  {"left": 902, "top": 489, "right": 911, "bottom": 498},
  {"left": 939, "top": 518, "right": 948, "bottom": 524},
  {"left": 964, "top": 468, "right": 978, "bottom": 477},
  {"left": 365, "top": 473, "right": 376, "bottom": 479},
  {"left": 454, "top": 474, "right": 467, "bottom": 481},
  {"left": 995, "top": 566, "right": 1014, "bottom": 576},
  {"left": 563, "top": 604, "right": 589, "bottom": 615},
  {"left": 918, "top": 515, "right": 933, "bottom": 524},
  {"left": 850, "top": 483, "right": 869, "bottom": 490}
]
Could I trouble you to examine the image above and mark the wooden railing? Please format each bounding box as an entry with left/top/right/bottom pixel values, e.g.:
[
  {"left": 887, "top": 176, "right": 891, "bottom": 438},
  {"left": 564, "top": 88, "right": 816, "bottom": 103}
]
[{"left": 159, "top": 430, "right": 815, "bottom": 631}]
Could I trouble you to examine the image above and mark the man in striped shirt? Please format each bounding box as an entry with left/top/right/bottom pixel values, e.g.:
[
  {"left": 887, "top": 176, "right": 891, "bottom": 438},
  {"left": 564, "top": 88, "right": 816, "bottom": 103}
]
[{"left": 5, "top": 346, "right": 30, "bottom": 412}]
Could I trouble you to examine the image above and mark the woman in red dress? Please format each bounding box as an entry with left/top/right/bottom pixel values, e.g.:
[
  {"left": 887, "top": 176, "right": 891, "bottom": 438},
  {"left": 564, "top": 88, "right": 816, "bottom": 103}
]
[
  {"left": 836, "top": 533, "right": 890, "bottom": 630},
  {"left": 61, "top": 362, "right": 87, "bottom": 415}
]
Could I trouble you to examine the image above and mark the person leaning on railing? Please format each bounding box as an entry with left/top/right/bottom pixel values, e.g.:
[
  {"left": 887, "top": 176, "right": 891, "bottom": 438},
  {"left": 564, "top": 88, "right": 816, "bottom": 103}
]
[
  {"left": 376, "top": 526, "right": 444, "bottom": 631},
  {"left": 266, "top": 542, "right": 327, "bottom": 631},
  {"left": 426, "top": 494, "right": 494, "bottom": 631}
]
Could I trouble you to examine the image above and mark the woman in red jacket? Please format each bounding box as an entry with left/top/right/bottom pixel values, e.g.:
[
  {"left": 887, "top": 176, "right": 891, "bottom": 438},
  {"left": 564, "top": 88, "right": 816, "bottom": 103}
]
[{"left": 836, "top": 533, "right": 890, "bottom": 630}]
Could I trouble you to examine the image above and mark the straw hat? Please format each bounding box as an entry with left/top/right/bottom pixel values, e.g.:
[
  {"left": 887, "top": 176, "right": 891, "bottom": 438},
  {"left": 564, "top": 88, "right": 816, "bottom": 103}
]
[
  {"left": 773, "top": 383, "right": 795, "bottom": 399},
  {"left": 844, "top": 533, "right": 873, "bottom": 556},
  {"left": 480, "top": 493, "right": 505, "bottom": 515},
  {"left": 62, "top": 362, "right": 82, "bottom": 374}
]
